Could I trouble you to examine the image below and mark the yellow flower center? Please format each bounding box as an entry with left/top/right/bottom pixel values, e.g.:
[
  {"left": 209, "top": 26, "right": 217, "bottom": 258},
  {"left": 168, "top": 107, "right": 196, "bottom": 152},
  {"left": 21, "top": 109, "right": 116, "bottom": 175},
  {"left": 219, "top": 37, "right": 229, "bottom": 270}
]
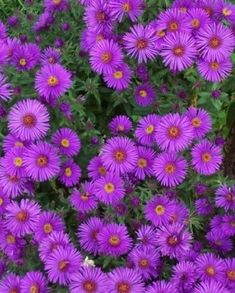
[
  {"left": 202, "top": 152, "right": 212, "bottom": 163},
  {"left": 101, "top": 52, "right": 112, "bottom": 63},
  {"left": 30, "top": 284, "right": 39, "bottom": 293},
  {"left": 169, "top": 21, "right": 179, "bottom": 31},
  {"left": 122, "top": 3, "right": 131, "bottom": 12},
  {"left": 104, "top": 183, "right": 115, "bottom": 193},
  {"left": 37, "top": 155, "right": 48, "bottom": 167},
  {"left": 206, "top": 266, "right": 215, "bottom": 276},
  {"left": 65, "top": 167, "right": 72, "bottom": 177},
  {"left": 155, "top": 204, "right": 165, "bottom": 215},
  {"left": 145, "top": 124, "right": 154, "bottom": 134},
  {"left": 0, "top": 197, "right": 3, "bottom": 206},
  {"left": 191, "top": 18, "right": 200, "bottom": 28},
  {"left": 14, "top": 157, "right": 23, "bottom": 167},
  {"left": 114, "top": 150, "right": 125, "bottom": 161},
  {"left": 139, "top": 258, "right": 149, "bottom": 268},
  {"left": 19, "top": 58, "right": 26, "bottom": 66},
  {"left": 47, "top": 76, "right": 58, "bottom": 86},
  {"left": 9, "top": 289, "right": 19, "bottom": 293},
  {"left": 61, "top": 138, "right": 70, "bottom": 148},
  {"left": 192, "top": 117, "right": 202, "bottom": 128},
  {"left": 113, "top": 71, "right": 123, "bottom": 79},
  {"left": 58, "top": 260, "right": 70, "bottom": 271},
  {"left": 139, "top": 90, "right": 147, "bottom": 97},
  {"left": 6, "top": 234, "right": 15, "bottom": 244},
  {"left": 109, "top": 235, "right": 120, "bottom": 246},
  {"left": 98, "top": 166, "right": 106, "bottom": 175},
  {"left": 223, "top": 7, "right": 232, "bottom": 16},
  {"left": 81, "top": 192, "right": 89, "bottom": 201},
  {"left": 117, "top": 124, "right": 125, "bottom": 131},
  {"left": 157, "top": 29, "right": 166, "bottom": 38},
  {"left": 165, "top": 163, "right": 176, "bottom": 174},
  {"left": 137, "top": 158, "right": 147, "bottom": 168},
  {"left": 43, "top": 223, "right": 53, "bottom": 234}
]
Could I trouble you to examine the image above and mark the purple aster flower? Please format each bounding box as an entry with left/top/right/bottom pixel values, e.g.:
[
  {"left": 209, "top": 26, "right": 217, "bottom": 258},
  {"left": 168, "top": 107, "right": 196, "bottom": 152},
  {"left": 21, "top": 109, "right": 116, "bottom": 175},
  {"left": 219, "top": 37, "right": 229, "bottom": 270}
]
[
  {"left": 215, "top": 184, "right": 235, "bottom": 211},
  {"left": 136, "top": 63, "right": 149, "bottom": 82},
  {"left": 169, "top": 200, "right": 190, "bottom": 226},
  {"left": 8, "top": 99, "right": 50, "bottom": 141},
  {"left": 195, "top": 183, "right": 208, "bottom": 195},
  {"left": 211, "top": 89, "right": 221, "bottom": 99},
  {"left": 23, "top": 141, "right": 60, "bottom": 182},
  {"left": 7, "top": 15, "right": 19, "bottom": 27},
  {"left": 0, "top": 190, "right": 10, "bottom": 215},
  {"left": 196, "top": 23, "right": 234, "bottom": 62},
  {"left": 157, "top": 8, "right": 192, "bottom": 34},
  {"left": 133, "top": 146, "right": 156, "bottom": 180},
  {"left": 123, "top": 24, "right": 158, "bottom": 63},
  {"left": 59, "top": 159, "right": 81, "bottom": 187},
  {"left": 108, "top": 115, "right": 132, "bottom": 135},
  {"left": 94, "top": 172, "right": 125, "bottom": 205},
  {"left": 84, "top": 0, "right": 113, "bottom": 33},
  {"left": 171, "top": 261, "right": 196, "bottom": 291},
  {"left": 206, "top": 230, "right": 233, "bottom": 253},
  {"left": 12, "top": 43, "right": 40, "bottom": 71},
  {"left": 107, "top": 268, "right": 145, "bottom": 293},
  {"left": 197, "top": 57, "right": 233, "bottom": 82},
  {"left": 35, "top": 64, "right": 72, "bottom": 100},
  {"left": 20, "top": 271, "right": 48, "bottom": 293},
  {"left": 81, "top": 28, "right": 110, "bottom": 53},
  {"left": 41, "top": 47, "right": 61, "bottom": 65},
  {"left": 0, "top": 41, "right": 8, "bottom": 66},
  {"left": 59, "top": 101, "right": 72, "bottom": 119},
  {"left": 0, "top": 273, "right": 21, "bottom": 293},
  {"left": 4, "top": 199, "right": 41, "bottom": 237},
  {"left": 136, "top": 225, "right": 158, "bottom": 247},
  {"left": 100, "top": 136, "right": 138, "bottom": 175},
  {"left": 191, "top": 140, "right": 222, "bottom": 175},
  {"left": 197, "top": 0, "right": 219, "bottom": 19},
  {"left": 70, "top": 266, "right": 108, "bottom": 293},
  {"left": 128, "top": 246, "right": 160, "bottom": 280},
  {"left": 187, "top": 8, "right": 211, "bottom": 33},
  {"left": 224, "top": 258, "right": 235, "bottom": 290},
  {"left": 34, "top": 211, "right": 65, "bottom": 242},
  {"left": 77, "top": 217, "right": 104, "bottom": 255},
  {"left": 87, "top": 156, "right": 107, "bottom": 180},
  {"left": 89, "top": 39, "right": 123, "bottom": 75},
  {"left": 110, "top": 0, "right": 143, "bottom": 22},
  {"left": 45, "top": 246, "right": 82, "bottom": 285},
  {"left": 0, "top": 21, "right": 7, "bottom": 39},
  {"left": 97, "top": 223, "right": 132, "bottom": 257},
  {"left": 134, "top": 83, "right": 156, "bottom": 107},
  {"left": 146, "top": 280, "right": 177, "bottom": 293},
  {"left": 33, "top": 11, "right": 55, "bottom": 32},
  {"left": 38, "top": 231, "right": 71, "bottom": 262},
  {"left": 215, "top": 1, "right": 235, "bottom": 24},
  {"left": 3, "top": 146, "right": 26, "bottom": 178},
  {"left": 193, "top": 280, "right": 230, "bottom": 293},
  {"left": 171, "top": 0, "right": 194, "bottom": 13},
  {"left": 44, "top": 0, "right": 69, "bottom": 12},
  {"left": 155, "top": 113, "right": 193, "bottom": 152},
  {"left": 195, "top": 253, "right": 225, "bottom": 282},
  {"left": 185, "top": 107, "right": 212, "bottom": 139},
  {"left": 135, "top": 114, "right": 161, "bottom": 146},
  {"left": 160, "top": 32, "right": 196, "bottom": 72},
  {"left": 153, "top": 152, "right": 188, "bottom": 187},
  {"left": 52, "top": 127, "right": 81, "bottom": 157},
  {"left": 156, "top": 223, "right": 192, "bottom": 259},
  {"left": 0, "top": 74, "right": 12, "bottom": 102},
  {"left": 103, "top": 62, "right": 132, "bottom": 91},
  {"left": 195, "top": 198, "right": 213, "bottom": 215},
  {"left": 145, "top": 195, "right": 174, "bottom": 227},
  {"left": 221, "top": 215, "right": 235, "bottom": 236},
  {"left": 2, "top": 134, "right": 28, "bottom": 153}
]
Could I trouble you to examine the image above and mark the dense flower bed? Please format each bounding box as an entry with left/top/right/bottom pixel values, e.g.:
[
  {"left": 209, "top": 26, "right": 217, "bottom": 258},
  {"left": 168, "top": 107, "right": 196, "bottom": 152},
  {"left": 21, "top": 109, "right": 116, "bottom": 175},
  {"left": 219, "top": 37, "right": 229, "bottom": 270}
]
[{"left": 0, "top": 0, "right": 235, "bottom": 292}]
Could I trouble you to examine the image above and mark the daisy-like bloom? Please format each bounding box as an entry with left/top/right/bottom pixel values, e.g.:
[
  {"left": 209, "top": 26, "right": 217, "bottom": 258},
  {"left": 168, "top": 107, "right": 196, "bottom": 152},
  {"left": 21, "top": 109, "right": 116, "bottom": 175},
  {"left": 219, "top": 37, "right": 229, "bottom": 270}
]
[
  {"left": 195, "top": 198, "right": 213, "bottom": 216},
  {"left": 39, "top": 231, "right": 71, "bottom": 262},
  {"left": 84, "top": 0, "right": 113, "bottom": 33},
  {"left": 134, "top": 83, "right": 156, "bottom": 107},
  {"left": 44, "top": 0, "right": 69, "bottom": 12},
  {"left": 3, "top": 147, "right": 26, "bottom": 178},
  {"left": 23, "top": 141, "right": 60, "bottom": 182},
  {"left": 41, "top": 46, "right": 61, "bottom": 65},
  {"left": 78, "top": 217, "right": 104, "bottom": 255},
  {"left": 171, "top": 261, "right": 196, "bottom": 291},
  {"left": 128, "top": 246, "right": 160, "bottom": 280},
  {"left": 110, "top": 0, "right": 143, "bottom": 22},
  {"left": 100, "top": 136, "right": 138, "bottom": 176},
  {"left": 4, "top": 199, "right": 41, "bottom": 237},
  {"left": 187, "top": 8, "right": 211, "bottom": 33},
  {"left": 103, "top": 62, "right": 132, "bottom": 91},
  {"left": 59, "top": 159, "right": 81, "bottom": 187},
  {"left": 221, "top": 215, "right": 235, "bottom": 237},
  {"left": 0, "top": 273, "right": 21, "bottom": 293},
  {"left": 185, "top": 107, "right": 212, "bottom": 139},
  {"left": 123, "top": 24, "right": 158, "bottom": 63},
  {"left": 197, "top": 57, "right": 233, "bottom": 82},
  {"left": 215, "top": 184, "right": 235, "bottom": 211},
  {"left": 8, "top": 99, "right": 50, "bottom": 141},
  {"left": 169, "top": 200, "right": 190, "bottom": 226},
  {"left": 34, "top": 211, "right": 65, "bottom": 242},
  {"left": 198, "top": 0, "right": 219, "bottom": 19},
  {"left": 52, "top": 127, "right": 81, "bottom": 157},
  {"left": 133, "top": 146, "right": 156, "bottom": 180},
  {"left": 136, "top": 225, "right": 158, "bottom": 247},
  {"left": 33, "top": 11, "right": 55, "bottom": 32},
  {"left": 0, "top": 190, "right": 10, "bottom": 215},
  {"left": 35, "top": 64, "right": 72, "bottom": 100},
  {"left": 146, "top": 280, "right": 177, "bottom": 293},
  {"left": 195, "top": 253, "right": 225, "bottom": 282},
  {"left": 135, "top": 114, "right": 161, "bottom": 146},
  {"left": 196, "top": 23, "right": 234, "bottom": 62},
  {"left": 224, "top": 258, "right": 235, "bottom": 290},
  {"left": 20, "top": 271, "right": 49, "bottom": 293},
  {"left": 70, "top": 181, "right": 98, "bottom": 213},
  {"left": 160, "top": 32, "right": 196, "bottom": 72},
  {"left": 2, "top": 134, "right": 28, "bottom": 153},
  {"left": 87, "top": 156, "right": 107, "bottom": 180},
  {"left": 108, "top": 115, "right": 132, "bottom": 135},
  {"left": 0, "top": 74, "right": 12, "bottom": 102},
  {"left": 97, "top": 223, "right": 132, "bottom": 257},
  {"left": 191, "top": 140, "right": 222, "bottom": 175},
  {"left": 193, "top": 280, "right": 231, "bottom": 293},
  {"left": 215, "top": 1, "right": 235, "bottom": 24},
  {"left": 155, "top": 113, "right": 193, "bottom": 152},
  {"left": 206, "top": 230, "right": 233, "bottom": 253},
  {"left": 157, "top": 8, "right": 192, "bottom": 34},
  {"left": 70, "top": 266, "right": 108, "bottom": 293},
  {"left": 156, "top": 223, "right": 192, "bottom": 259},
  {"left": 107, "top": 268, "right": 145, "bottom": 293},
  {"left": 81, "top": 28, "right": 111, "bottom": 53},
  {"left": 45, "top": 246, "right": 83, "bottom": 285},
  {"left": 145, "top": 195, "right": 174, "bottom": 227},
  {"left": 94, "top": 172, "right": 125, "bottom": 205},
  {"left": 153, "top": 152, "right": 188, "bottom": 187},
  {"left": 89, "top": 39, "right": 123, "bottom": 75},
  {"left": 0, "top": 41, "right": 8, "bottom": 66},
  {"left": 171, "top": 0, "right": 194, "bottom": 13}
]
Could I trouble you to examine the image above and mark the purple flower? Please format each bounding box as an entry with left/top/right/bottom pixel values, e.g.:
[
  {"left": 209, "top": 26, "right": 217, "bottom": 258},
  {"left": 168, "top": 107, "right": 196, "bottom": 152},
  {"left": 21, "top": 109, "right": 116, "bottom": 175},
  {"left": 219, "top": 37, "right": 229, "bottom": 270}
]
[
  {"left": 195, "top": 198, "right": 213, "bottom": 216},
  {"left": 108, "top": 115, "right": 132, "bottom": 135},
  {"left": 224, "top": 258, "right": 235, "bottom": 290},
  {"left": 171, "top": 261, "right": 196, "bottom": 291},
  {"left": 136, "top": 225, "right": 158, "bottom": 247},
  {"left": 44, "top": 0, "right": 69, "bottom": 12},
  {"left": 171, "top": 0, "right": 194, "bottom": 13},
  {"left": 187, "top": 8, "right": 211, "bottom": 33},
  {"left": 0, "top": 74, "right": 12, "bottom": 102},
  {"left": 123, "top": 24, "right": 158, "bottom": 63},
  {"left": 87, "top": 156, "right": 107, "bottom": 180},
  {"left": 193, "top": 280, "right": 231, "bottom": 293},
  {"left": 59, "top": 159, "right": 81, "bottom": 187},
  {"left": 41, "top": 46, "right": 61, "bottom": 65},
  {"left": 12, "top": 43, "right": 40, "bottom": 71},
  {"left": 109, "top": 0, "right": 143, "bottom": 22},
  {"left": 206, "top": 230, "right": 233, "bottom": 253},
  {"left": 146, "top": 280, "right": 177, "bottom": 293},
  {"left": 215, "top": 184, "right": 235, "bottom": 211},
  {"left": 20, "top": 271, "right": 49, "bottom": 293},
  {"left": 0, "top": 273, "right": 21, "bottom": 293},
  {"left": 133, "top": 146, "right": 156, "bottom": 180},
  {"left": 134, "top": 83, "right": 156, "bottom": 107}
]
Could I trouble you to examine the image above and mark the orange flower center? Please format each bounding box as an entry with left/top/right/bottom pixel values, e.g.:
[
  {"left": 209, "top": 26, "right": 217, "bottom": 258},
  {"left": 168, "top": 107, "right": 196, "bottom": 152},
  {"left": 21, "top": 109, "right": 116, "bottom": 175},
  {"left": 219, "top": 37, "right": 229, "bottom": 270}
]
[
  {"left": 104, "top": 183, "right": 115, "bottom": 193},
  {"left": 98, "top": 166, "right": 106, "bottom": 175},
  {"left": 16, "top": 210, "right": 28, "bottom": 222},
  {"left": 109, "top": 235, "right": 120, "bottom": 246},
  {"left": 192, "top": 117, "right": 202, "bottom": 128},
  {"left": 139, "top": 258, "right": 149, "bottom": 268},
  {"left": 227, "top": 270, "right": 235, "bottom": 281},
  {"left": 155, "top": 204, "right": 165, "bottom": 215},
  {"left": 101, "top": 52, "right": 112, "bottom": 63},
  {"left": 204, "top": 7, "right": 212, "bottom": 16},
  {"left": 173, "top": 46, "right": 184, "bottom": 57},
  {"left": 168, "top": 126, "right": 180, "bottom": 138},
  {"left": 65, "top": 167, "right": 72, "bottom": 177},
  {"left": 9, "top": 289, "right": 19, "bottom": 293},
  {"left": 15, "top": 141, "right": 24, "bottom": 147},
  {"left": 145, "top": 124, "right": 154, "bottom": 134},
  {"left": 113, "top": 71, "right": 123, "bottom": 79},
  {"left": 61, "top": 138, "right": 70, "bottom": 147},
  {"left": 167, "top": 235, "right": 178, "bottom": 246},
  {"left": 0, "top": 197, "right": 3, "bottom": 206},
  {"left": 81, "top": 192, "right": 89, "bottom": 201},
  {"left": 14, "top": 157, "right": 23, "bottom": 167},
  {"left": 206, "top": 266, "right": 215, "bottom": 276},
  {"left": 7, "top": 234, "right": 15, "bottom": 244},
  {"left": 30, "top": 283, "right": 40, "bottom": 293},
  {"left": 117, "top": 282, "right": 130, "bottom": 293},
  {"left": 58, "top": 260, "right": 70, "bottom": 271},
  {"left": 47, "top": 75, "right": 59, "bottom": 86},
  {"left": 210, "top": 62, "right": 220, "bottom": 70},
  {"left": 43, "top": 223, "right": 53, "bottom": 234},
  {"left": 157, "top": 30, "right": 166, "bottom": 37},
  {"left": 19, "top": 58, "right": 27, "bottom": 66},
  {"left": 168, "top": 21, "right": 179, "bottom": 31},
  {"left": 122, "top": 3, "right": 131, "bottom": 12},
  {"left": 139, "top": 90, "right": 147, "bottom": 97},
  {"left": 37, "top": 155, "right": 48, "bottom": 167},
  {"left": 22, "top": 114, "right": 36, "bottom": 127},
  {"left": 202, "top": 152, "right": 212, "bottom": 163},
  {"left": 83, "top": 280, "right": 96, "bottom": 292},
  {"left": 114, "top": 150, "right": 125, "bottom": 161},
  {"left": 53, "top": 0, "right": 61, "bottom": 4},
  {"left": 191, "top": 18, "right": 200, "bottom": 28},
  {"left": 137, "top": 39, "right": 148, "bottom": 49},
  {"left": 209, "top": 37, "right": 221, "bottom": 49},
  {"left": 138, "top": 158, "right": 147, "bottom": 168}
]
